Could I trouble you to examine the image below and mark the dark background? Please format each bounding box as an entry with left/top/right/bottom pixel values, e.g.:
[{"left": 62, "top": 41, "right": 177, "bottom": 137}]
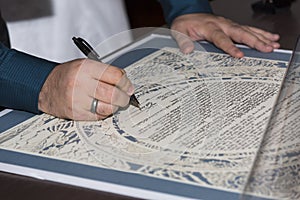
[{"left": 124, "top": 0, "right": 300, "bottom": 50}]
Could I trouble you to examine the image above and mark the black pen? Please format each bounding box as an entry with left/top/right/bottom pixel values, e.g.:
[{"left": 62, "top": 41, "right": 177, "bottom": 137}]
[{"left": 72, "top": 36, "right": 140, "bottom": 109}]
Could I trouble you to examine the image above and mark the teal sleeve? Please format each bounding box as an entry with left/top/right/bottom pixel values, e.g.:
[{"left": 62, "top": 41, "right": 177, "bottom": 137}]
[
  {"left": 158, "top": 0, "right": 213, "bottom": 25},
  {"left": 0, "top": 43, "right": 58, "bottom": 113}
]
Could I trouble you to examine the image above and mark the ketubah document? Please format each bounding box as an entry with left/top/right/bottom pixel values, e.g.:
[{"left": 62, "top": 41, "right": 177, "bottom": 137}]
[{"left": 0, "top": 34, "right": 299, "bottom": 200}]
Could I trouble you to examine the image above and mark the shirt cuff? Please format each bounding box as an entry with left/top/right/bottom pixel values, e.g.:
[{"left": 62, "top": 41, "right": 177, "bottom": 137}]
[
  {"left": 159, "top": 0, "right": 213, "bottom": 25},
  {"left": 0, "top": 44, "right": 58, "bottom": 114}
]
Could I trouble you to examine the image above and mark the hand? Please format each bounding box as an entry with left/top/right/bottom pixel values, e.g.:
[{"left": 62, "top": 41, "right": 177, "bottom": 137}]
[
  {"left": 38, "top": 58, "right": 134, "bottom": 121},
  {"left": 171, "top": 13, "right": 280, "bottom": 58}
]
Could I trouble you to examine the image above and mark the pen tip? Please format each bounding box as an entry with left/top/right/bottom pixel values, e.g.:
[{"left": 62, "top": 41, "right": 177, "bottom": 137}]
[{"left": 130, "top": 95, "right": 141, "bottom": 110}]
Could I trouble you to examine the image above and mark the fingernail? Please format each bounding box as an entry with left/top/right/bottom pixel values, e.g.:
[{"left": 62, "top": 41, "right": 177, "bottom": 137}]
[
  {"left": 265, "top": 45, "right": 273, "bottom": 52},
  {"left": 233, "top": 49, "right": 244, "bottom": 58},
  {"left": 272, "top": 34, "right": 280, "bottom": 40},
  {"left": 272, "top": 42, "right": 280, "bottom": 49},
  {"left": 181, "top": 43, "right": 194, "bottom": 54}
]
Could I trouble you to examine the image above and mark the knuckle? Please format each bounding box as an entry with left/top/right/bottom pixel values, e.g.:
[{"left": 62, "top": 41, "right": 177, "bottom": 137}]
[
  {"left": 96, "top": 82, "right": 114, "bottom": 102},
  {"left": 205, "top": 21, "right": 217, "bottom": 29},
  {"left": 110, "top": 67, "right": 124, "bottom": 79}
]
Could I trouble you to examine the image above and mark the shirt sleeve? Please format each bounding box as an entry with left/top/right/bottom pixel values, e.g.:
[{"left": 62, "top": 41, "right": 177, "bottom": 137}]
[
  {"left": 158, "top": 0, "right": 213, "bottom": 25},
  {"left": 0, "top": 43, "right": 58, "bottom": 113}
]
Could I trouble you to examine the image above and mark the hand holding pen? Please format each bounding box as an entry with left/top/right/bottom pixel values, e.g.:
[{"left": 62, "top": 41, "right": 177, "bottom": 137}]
[
  {"left": 38, "top": 37, "right": 139, "bottom": 121},
  {"left": 72, "top": 37, "right": 140, "bottom": 113},
  {"left": 39, "top": 50, "right": 137, "bottom": 121}
]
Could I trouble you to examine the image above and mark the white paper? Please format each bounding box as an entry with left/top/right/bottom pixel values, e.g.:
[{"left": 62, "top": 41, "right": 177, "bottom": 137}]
[{"left": 0, "top": 47, "right": 294, "bottom": 199}]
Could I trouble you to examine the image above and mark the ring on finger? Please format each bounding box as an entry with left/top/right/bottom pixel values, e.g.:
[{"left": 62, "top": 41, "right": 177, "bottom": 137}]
[{"left": 90, "top": 98, "right": 99, "bottom": 114}]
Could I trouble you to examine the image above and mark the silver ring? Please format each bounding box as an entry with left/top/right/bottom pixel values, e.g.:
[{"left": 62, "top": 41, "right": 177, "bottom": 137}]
[{"left": 90, "top": 98, "right": 98, "bottom": 114}]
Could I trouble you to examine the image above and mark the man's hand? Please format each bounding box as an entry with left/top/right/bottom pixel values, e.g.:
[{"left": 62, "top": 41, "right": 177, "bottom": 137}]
[
  {"left": 171, "top": 13, "right": 280, "bottom": 58},
  {"left": 38, "top": 58, "right": 134, "bottom": 121}
]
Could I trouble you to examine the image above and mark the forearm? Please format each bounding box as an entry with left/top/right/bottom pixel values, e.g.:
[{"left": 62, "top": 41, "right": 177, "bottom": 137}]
[
  {"left": 158, "top": 0, "right": 213, "bottom": 25},
  {"left": 0, "top": 43, "right": 57, "bottom": 113}
]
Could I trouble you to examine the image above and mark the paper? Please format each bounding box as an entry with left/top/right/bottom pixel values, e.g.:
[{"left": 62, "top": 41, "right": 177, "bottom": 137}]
[
  {"left": 0, "top": 47, "right": 296, "bottom": 199},
  {"left": 244, "top": 42, "right": 300, "bottom": 199}
]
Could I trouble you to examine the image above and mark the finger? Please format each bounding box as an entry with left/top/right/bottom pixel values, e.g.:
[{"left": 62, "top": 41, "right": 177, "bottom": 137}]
[
  {"left": 80, "top": 59, "right": 135, "bottom": 96},
  {"left": 80, "top": 110, "right": 110, "bottom": 121},
  {"left": 115, "top": 72, "right": 135, "bottom": 96},
  {"left": 97, "top": 65, "right": 125, "bottom": 85},
  {"left": 247, "top": 26, "right": 280, "bottom": 49},
  {"left": 95, "top": 64, "right": 134, "bottom": 96},
  {"left": 171, "top": 29, "right": 195, "bottom": 54},
  {"left": 95, "top": 100, "right": 119, "bottom": 116},
  {"left": 247, "top": 26, "right": 280, "bottom": 42},
  {"left": 225, "top": 25, "right": 276, "bottom": 53},
  {"left": 80, "top": 59, "right": 127, "bottom": 86},
  {"left": 72, "top": 98, "right": 116, "bottom": 121},
  {"left": 84, "top": 111, "right": 112, "bottom": 121},
  {"left": 71, "top": 92, "right": 96, "bottom": 120},
  {"left": 207, "top": 28, "right": 244, "bottom": 58},
  {"left": 94, "top": 81, "right": 130, "bottom": 107},
  {"left": 239, "top": 26, "right": 277, "bottom": 45}
]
